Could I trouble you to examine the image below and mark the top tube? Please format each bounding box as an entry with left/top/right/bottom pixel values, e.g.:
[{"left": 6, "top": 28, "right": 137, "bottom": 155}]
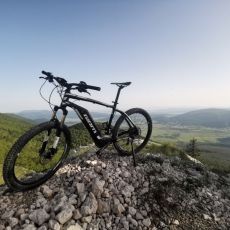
[{"left": 64, "top": 93, "right": 114, "bottom": 109}]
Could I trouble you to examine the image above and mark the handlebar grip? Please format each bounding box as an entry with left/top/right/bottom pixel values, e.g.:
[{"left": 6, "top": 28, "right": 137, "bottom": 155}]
[
  {"left": 86, "top": 85, "right": 101, "bottom": 91},
  {"left": 41, "top": 71, "right": 54, "bottom": 82},
  {"left": 42, "top": 70, "right": 52, "bottom": 76}
]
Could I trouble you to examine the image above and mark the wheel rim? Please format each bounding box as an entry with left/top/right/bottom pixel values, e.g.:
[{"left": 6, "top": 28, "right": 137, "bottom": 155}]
[
  {"left": 115, "top": 112, "right": 150, "bottom": 154},
  {"left": 13, "top": 127, "right": 66, "bottom": 185}
]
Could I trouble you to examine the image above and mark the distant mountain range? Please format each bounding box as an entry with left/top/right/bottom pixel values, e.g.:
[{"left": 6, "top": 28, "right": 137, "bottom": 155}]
[
  {"left": 153, "top": 108, "right": 230, "bottom": 128},
  {"left": 3, "top": 108, "right": 230, "bottom": 129}
]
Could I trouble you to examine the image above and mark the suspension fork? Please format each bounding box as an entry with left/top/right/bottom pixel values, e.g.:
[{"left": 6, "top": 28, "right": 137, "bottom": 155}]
[
  {"left": 52, "top": 108, "right": 68, "bottom": 150},
  {"left": 39, "top": 107, "right": 68, "bottom": 155}
]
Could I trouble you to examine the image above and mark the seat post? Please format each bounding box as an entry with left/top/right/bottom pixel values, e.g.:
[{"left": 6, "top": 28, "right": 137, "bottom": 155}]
[
  {"left": 107, "top": 86, "right": 123, "bottom": 133},
  {"left": 114, "top": 86, "right": 123, "bottom": 108}
]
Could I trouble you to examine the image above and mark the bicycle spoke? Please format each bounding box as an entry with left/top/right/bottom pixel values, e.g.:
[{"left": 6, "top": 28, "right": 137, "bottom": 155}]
[{"left": 14, "top": 128, "right": 65, "bottom": 184}]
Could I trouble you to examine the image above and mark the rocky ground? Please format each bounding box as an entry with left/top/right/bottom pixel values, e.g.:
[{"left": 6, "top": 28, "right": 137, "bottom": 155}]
[{"left": 0, "top": 151, "right": 230, "bottom": 230}]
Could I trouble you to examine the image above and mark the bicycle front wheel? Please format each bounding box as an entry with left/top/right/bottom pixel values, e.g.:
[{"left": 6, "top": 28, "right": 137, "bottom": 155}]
[
  {"left": 113, "top": 108, "right": 152, "bottom": 156},
  {"left": 3, "top": 121, "right": 71, "bottom": 191}
]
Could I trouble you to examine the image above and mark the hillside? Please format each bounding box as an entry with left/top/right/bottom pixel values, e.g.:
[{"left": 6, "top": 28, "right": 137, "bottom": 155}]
[
  {"left": 0, "top": 114, "right": 92, "bottom": 163},
  {"left": 69, "top": 123, "right": 93, "bottom": 148},
  {"left": 0, "top": 152, "right": 229, "bottom": 229},
  {"left": 154, "top": 108, "right": 230, "bottom": 128},
  {"left": 0, "top": 113, "right": 33, "bottom": 162},
  {"left": 0, "top": 114, "right": 93, "bottom": 185}
]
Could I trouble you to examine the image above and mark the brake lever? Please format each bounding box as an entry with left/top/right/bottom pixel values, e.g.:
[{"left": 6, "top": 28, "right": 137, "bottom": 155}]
[
  {"left": 39, "top": 76, "right": 53, "bottom": 82},
  {"left": 78, "top": 87, "right": 91, "bottom": 95},
  {"left": 81, "top": 89, "right": 91, "bottom": 95}
]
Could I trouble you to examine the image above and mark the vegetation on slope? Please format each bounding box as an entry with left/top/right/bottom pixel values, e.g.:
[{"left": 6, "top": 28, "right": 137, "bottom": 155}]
[
  {"left": 69, "top": 123, "right": 93, "bottom": 148},
  {"left": 0, "top": 114, "right": 93, "bottom": 185},
  {"left": 0, "top": 113, "right": 33, "bottom": 163},
  {"left": 0, "top": 113, "right": 33, "bottom": 184},
  {"left": 145, "top": 141, "right": 230, "bottom": 174}
]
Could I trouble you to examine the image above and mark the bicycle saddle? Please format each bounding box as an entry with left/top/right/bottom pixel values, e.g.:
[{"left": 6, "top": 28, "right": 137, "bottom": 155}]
[{"left": 111, "top": 82, "right": 131, "bottom": 87}]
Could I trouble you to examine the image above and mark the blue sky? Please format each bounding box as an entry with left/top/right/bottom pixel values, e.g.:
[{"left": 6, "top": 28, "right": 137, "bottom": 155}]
[{"left": 0, "top": 1, "right": 230, "bottom": 112}]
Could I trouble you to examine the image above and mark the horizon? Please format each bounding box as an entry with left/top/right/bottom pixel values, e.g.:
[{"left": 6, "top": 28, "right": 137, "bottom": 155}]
[
  {"left": 1, "top": 105, "right": 230, "bottom": 115},
  {"left": 1, "top": 1, "right": 230, "bottom": 112}
]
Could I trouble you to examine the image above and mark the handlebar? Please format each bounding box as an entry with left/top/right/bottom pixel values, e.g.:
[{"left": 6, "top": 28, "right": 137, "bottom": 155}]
[
  {"left": 69, "top": 81, "right": 101, "bottom": 91},
  {"left": 40, "top": 70, "right": 101, "bottom": 93}
]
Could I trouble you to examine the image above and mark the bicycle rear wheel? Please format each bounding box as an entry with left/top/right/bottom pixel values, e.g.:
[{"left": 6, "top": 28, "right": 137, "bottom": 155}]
[
  {"left": 113, "top": 108, "right": 152, "bottom": 156},
  {"left": 3, "top": 121, "right": 71, "bottom": 191}
]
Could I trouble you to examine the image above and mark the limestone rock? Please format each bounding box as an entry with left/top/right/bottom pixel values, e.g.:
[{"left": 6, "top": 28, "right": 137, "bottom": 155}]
[
  {"left": 97, "top": 199, "right": 111, "bottom": 214},
  {"left": 81, "top": 192, "right": 98, "bottom": 216},
  {"left": 66, "top": 224, "right": 83, "bottom": 230},
  {"left": 91, "top": 179, "right": 105, "bottom": 198},
  {"left": 56, "top": 209, "right": 73, "bottom": 224},
  {"left": 41, "top": 185, "right": 53, "bottom": 198},
  {"left": 29, "top": 209, "right": 50, "bottom": 226},
  {"left": 48, "top": 219, "right": 61, "bottom": 230}
]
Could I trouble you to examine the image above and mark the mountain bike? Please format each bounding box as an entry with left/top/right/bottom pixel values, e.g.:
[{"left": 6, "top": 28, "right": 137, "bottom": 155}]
[{"left": 3, "top": 71, "right": 152, "bottom": 191}]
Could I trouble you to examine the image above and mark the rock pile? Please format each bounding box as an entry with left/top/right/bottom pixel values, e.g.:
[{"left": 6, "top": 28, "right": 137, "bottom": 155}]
[{"left": 0, "top": 151, "right": 230, "bottom": 230}]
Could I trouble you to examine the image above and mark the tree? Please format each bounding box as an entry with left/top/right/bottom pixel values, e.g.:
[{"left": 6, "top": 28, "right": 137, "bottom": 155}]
[{"left": 185, "top": 138, "right": 200, "bottom": 157}]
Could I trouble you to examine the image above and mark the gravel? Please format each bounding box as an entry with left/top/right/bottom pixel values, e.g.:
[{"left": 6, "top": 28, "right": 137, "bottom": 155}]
[{"left": 0, "top": 151, "right": 230, "bottom": 229}]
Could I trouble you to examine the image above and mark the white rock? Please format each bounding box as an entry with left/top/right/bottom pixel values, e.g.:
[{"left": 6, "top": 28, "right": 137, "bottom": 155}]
[
  {"left": 81, "top": 216, "right": 92, "bottom": 223},
  {"left": 92, "top": 179, "right": 105, "bottom": 197},
  {"left": 1, "top": 210, "right": 15, "bottom": 220},
  {"left": 212, "top": 213, "right": 220, "bottom": 222},
  {"left": 97, "top": 199, "right": 111, "bottom": 214},
  {"left": 203, "top": 214, "right": 212, "bottom": 220},
  {"left": 20, "top": 213, "right": 29, "bottom": 221},
  {"left": 81, "top": 192, "right": 98, "bottom": 216},
  {"left": 15, "top": 208, "right": 25, "bottom": 217},
  {"left": 143, "top": 218, "right": 151, "bottom": 227},
  {"left": 48, "top": 219, "right": 61, "bottom": 230},
  {"left": 38, "top": 226, "right": 47, "bottom": 230},
  {"left": 66, "top": 223, "right": 83, "bottom": 230},
  {"left": 129, "top": 218, "right": 138, "bottom": 227},
  {"left": 135, "top": 212, "right": 144, "bottom": 220},
  {"left": 112, "top": 199, "right": 125, "bottom": 216},
  {"left": 128, "top": 207, "right": 137, "bottom": 216},
  {"left": 56, "top": 209, "right": 73, "bottom": 224},
  {"left": 23, "top": 224, "right": 37, "bottom": 230},
  {"left": 123, "top": 171, "right": 131, "bottom": 178},
  {"left": 8, "top": 217, "right": 19, "bottom": 227},
  {"left": 41, "top": 185, "right": 53, "bottom": 198},
  {"left": 29, "top": 209, "right": 50, "bottom": 226},
  {"left": 121, "top": 185, "right": 134, "bottom": 198},
  {"left": 76, "top": 183, "right": 85, "bottom": 194},
  {"left": 73, "top": 209, "right": 82, "bottom": 220},
  {"left": 101, "top": 162, "right": 107, "bottom": 168},
  {"left": 173, "top": 219, "right": 180, "bottom": 225}
]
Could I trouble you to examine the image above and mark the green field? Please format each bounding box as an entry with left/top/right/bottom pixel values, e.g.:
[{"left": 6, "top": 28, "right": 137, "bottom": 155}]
[
  {"left": 152, "top": 123, "right": 230, "bottom": 144},
  {"left": 151, "top": 123, "right": 230, "bottom": 172}
]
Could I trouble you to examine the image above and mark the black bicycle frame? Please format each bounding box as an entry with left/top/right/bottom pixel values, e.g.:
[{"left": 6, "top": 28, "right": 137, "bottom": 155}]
[{"left": 51, "top": 92, "right": 135, "bottom": 148}]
